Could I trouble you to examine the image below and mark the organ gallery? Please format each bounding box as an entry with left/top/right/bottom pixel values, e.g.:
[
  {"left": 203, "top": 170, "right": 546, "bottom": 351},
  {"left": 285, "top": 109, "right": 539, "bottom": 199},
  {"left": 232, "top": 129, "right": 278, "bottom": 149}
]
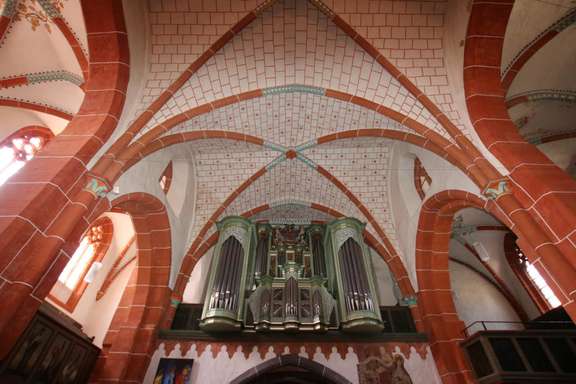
[{"left": 200, "top": 217, "right": 383, "bottom": 333}]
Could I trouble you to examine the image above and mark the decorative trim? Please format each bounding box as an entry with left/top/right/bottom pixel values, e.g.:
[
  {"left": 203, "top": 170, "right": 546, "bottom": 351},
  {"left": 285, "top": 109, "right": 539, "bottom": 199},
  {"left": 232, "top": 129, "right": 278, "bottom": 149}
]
[
  {"left": 27, "top": 70, "right": 83, "bottom": 86},
  {"left": 263, "top": 141, "right": 286, "bottom": 152},
  {"left": 0, "top": 96, "right": 73, "bottom": 120},
  {"left": 502, "top": 7, "right": 576, "bottom": 88},
  {"left": 0, "top": 70, "right": 83, "bottom": 89},
  {"left": 400, "top": 296, "right": 417, "bottom": 306},
  {"left": 482, "top": 179, "right": 510, "bottom": 200},
  {"left": 220, "top": 224, "right": 249, "bottom": 250},
  {"left": 83, "top": 174, "right": 111, "bottom": 198},
  {"left": 295, "top": 153, "right": 318, "bottom": 170},
  {"left": 295, "top": 140, "right": 317, "bottom": 152},
  {"left": 1, "top": 0, "right": 17, "bottom": 17},
  {"left": 262, "top": 84, "right": 325, "bottom": 96},
  {"left": 507, "top": 89, "right": 576, "bottom": 108},
  {"left": 265, "top": 153, "right": 286, "bottom": 171}
]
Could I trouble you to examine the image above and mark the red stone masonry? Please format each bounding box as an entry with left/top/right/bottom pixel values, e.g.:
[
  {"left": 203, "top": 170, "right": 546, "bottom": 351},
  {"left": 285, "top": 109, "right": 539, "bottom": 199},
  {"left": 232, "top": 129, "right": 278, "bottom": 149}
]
[
  {"left": 92, "top": 193, "right": 171, "bottom": 383},
  {"left": 464, "top": 0, "right": 576, "bottom": 318},
  {"left": 0, "top": 0, "right": 129, "bottom": 361}
]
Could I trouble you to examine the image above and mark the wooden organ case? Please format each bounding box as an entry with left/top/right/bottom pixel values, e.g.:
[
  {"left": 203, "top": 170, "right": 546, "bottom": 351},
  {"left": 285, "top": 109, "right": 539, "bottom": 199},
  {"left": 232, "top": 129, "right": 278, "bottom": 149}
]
[{"left": 200, "top": 217, "right": 383, "bottom": 333}]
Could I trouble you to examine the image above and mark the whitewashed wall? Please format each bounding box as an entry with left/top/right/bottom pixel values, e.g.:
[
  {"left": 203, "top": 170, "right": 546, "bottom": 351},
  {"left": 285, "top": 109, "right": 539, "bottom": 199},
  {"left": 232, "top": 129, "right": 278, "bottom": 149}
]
[
  {"left": 449, "top": 261, "right": 522, "bottom": 332},
  {"left": 142, "top": 342, "right": 441, "bottom": 384}
]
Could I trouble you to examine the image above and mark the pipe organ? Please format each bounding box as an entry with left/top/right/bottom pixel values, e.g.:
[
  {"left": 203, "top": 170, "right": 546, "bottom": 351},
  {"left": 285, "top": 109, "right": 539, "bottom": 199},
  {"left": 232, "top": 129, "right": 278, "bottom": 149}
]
[{"left": 200, "top": 217, "right": 383, "bottom": 333}]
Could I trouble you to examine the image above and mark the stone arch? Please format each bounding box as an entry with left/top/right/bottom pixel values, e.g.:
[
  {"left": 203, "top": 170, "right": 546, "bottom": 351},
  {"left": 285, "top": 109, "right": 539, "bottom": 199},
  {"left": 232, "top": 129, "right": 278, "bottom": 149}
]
[
  {"left": 229, "top": 354, "right": 351, "bottom": 384},
  {"left": 0, "top": 0, "right": 129, "bottom": 359},
  {"left": 90, "top": 192, "right": 172, "bottom": 383},
  {"left": 415, "top": 190, "right": 488, "bottom": 383},
  {"left": 464, "top": 1, "right": 576, "bottom": 278}
]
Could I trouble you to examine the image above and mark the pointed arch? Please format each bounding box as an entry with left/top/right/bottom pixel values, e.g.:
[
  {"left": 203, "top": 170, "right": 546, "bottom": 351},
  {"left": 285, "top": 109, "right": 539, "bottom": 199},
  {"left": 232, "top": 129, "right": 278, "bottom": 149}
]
[
  {"left": 230, "top": 354, "right": 352, "bottom": 384},
  {"left": 91, "top": 192, "right": 172, "bottom": 383}
]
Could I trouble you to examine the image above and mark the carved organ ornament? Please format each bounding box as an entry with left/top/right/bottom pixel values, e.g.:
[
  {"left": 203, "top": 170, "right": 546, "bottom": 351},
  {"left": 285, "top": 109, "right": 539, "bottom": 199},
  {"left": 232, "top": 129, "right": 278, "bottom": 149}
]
[{"left": 200, "top": 217, "right": 383, "bottom": 333}]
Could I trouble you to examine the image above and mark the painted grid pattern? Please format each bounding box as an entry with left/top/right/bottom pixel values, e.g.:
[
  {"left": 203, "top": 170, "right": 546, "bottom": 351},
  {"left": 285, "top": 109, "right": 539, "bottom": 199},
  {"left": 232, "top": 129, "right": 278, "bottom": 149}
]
[
  {"left": 251, "top": 203, "right": 335, "bottom": 223},
  {"left": 303, "top": 138, "right": 398, "bottom": 245},
  {"left": 139, "top": 0, "right": 445, "bottom": 139},
  {"left": 188, "top": 145, "right": 277, "bottom": 241},
  {"left": 166, "top": 91, "right": 413, "bottom": 146},
  {"left": 323, "top": 0, "right": 468, "bottom": 137},
  {"left": 223, "top": 159, "right": 366, "bottom": 222},
  {"left": 132, "top": 0, "right": 256, "bottom": 120}
]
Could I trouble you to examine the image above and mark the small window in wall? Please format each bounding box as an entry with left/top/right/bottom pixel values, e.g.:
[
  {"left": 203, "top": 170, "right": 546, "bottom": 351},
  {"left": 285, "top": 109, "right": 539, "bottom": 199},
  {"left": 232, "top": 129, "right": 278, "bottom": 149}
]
[
  {"left": 50, "top": 217, "right": 113, "bottom": 312},
  {"left": 504, "top": 233, "right": 561, "bottom": 311},
  {"left": 0, "top": 126, "right": 52, "bottom": 186},
  {"left": 159, "top": 161, "right": 173, "bottom": 194},
  {"left": 413, "top": 157, "right": 432, "bottom": 200}
]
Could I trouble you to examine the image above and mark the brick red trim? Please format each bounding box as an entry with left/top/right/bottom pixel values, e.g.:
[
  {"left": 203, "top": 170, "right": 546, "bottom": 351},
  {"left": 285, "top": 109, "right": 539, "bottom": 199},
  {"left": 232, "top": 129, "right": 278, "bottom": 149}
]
[
  {"left": 415, "top": 190, "right": 488, "bottom": 383},
  {"left": 0, "top": 5, "right": 16, "bottom": 46},
  {"left": 53, "top": 17, "right": 89, "bottom": 80},
  {"left": 313, "top": 1, "right": 491, "bottom": 178},
  {"left": 501, "top": 8, "right": 576, "bottom": 90},
  {"left": 0, "top": 75, "right": 28, "bottom": 89},
  {"left": 96, "top": 235, "right": 136, "bottom": 300},
  {"left": 0, "top": 98, "right": 73, "bottom": 120},
  {"left": 0, "top": 0, "right": 129, "bottom": 360},
  {"left": 464, "top": 1, "right": 576, "bottom": 321},
  {"left": 91, "top": 193, "right": 171, "bottom": 383},
  {"left": 159, "top": 161, "right": 173, "bottom": 194},
  {"left": 413, "top": 157, "right": 432, "bottom": 201}
]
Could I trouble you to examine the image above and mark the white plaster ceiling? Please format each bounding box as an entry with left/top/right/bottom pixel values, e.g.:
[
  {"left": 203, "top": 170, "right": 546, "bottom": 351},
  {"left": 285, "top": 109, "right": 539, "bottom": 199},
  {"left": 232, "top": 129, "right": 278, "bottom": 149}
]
[
  {"left": 124, "top": 0, "right": 481, "bottom": 257},
  {"left": 501, "top": 0, "right": 575, "bottom": 72},
  {"left": 166, "top": 91, "right": 412, "bottom": 147},
  {"left": 503, "top": 2, "right": 576, "bottom": 153},
  {"left": 223, "top": 159, "right": 366, "bottom": 222},
  {"left": 137, "top": 0, "right": 446, "bottom": 140},
  {"left": 508, "top": 98, "right": 576, "bottom": 142},
  {"left": 0, "top": 0, "right": 86, "bottom": 140},
  {"left": 508, "top": 26, "right": 576, "bottom": 96},
  {"left": 251, "top": 202, "right": 335, "bottom": 223}
]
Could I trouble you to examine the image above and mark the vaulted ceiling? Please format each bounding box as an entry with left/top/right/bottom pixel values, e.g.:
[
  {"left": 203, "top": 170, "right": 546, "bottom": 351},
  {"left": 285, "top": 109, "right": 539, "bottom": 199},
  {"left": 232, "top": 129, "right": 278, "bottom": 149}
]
[
  {"left": 0, "top": 0, "right": 87, "bottom": 139},
  {"left": 503, "top": 1, "right": 576, "bottom": 148}
]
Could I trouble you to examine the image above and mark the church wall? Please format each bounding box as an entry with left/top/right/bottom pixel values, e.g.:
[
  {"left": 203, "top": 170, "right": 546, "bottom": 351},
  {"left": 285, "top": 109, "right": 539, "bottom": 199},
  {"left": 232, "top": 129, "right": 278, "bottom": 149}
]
[
  {"left": 371, "top": 249, "right": 398, "bottom": 306},
  {"left": 449, "top": 261, "right": 522, "bottom": 332},
  {"left": 464, "top": 231, "right": 541, "bottom": 319},
  {"left": 46, "top": 212, "right": 136, "bottom": 347},
  {"left": 142, "top": 340, "right": 441, "bottom": 384},
  {"left": 114, "top": 144, "right": 197, "bottom": 288},
  {"left": 389, "top": 141, "right": 481, "bottom": 289}
]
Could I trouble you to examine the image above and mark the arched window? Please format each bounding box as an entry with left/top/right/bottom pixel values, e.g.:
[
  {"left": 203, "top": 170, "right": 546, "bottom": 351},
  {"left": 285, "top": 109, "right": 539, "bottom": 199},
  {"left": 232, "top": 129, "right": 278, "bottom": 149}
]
[
  {"left": 413, "top": 157, "right": 432, "bottom": 200},
  {"left": 0, "top": 126, "right": 52, "bottom": 185},
  {"left": 504, "top": 233, "right": 561, "bottom": 312},
  {"left": 159, "top": 161, "right": 173, "bottom": 194},
  {"left": 49, "top": 216, "right": 113, "bottom": 312}
]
